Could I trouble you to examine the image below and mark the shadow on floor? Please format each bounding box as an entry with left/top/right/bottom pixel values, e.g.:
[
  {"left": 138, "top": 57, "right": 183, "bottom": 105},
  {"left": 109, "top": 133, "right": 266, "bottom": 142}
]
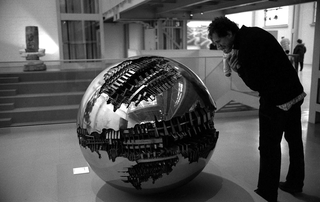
[
  {"left": 295, "top": 193, "right": 320, "bottom": 202},
  {"left": 95, "top": 172, "right": 256, "bottom": 202}
]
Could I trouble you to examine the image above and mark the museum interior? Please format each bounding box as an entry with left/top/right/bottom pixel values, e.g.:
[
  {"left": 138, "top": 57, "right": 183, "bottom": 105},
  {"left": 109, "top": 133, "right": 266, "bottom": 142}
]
[{"left": 0, "top": 0, "right": 320, "bottom": 201}]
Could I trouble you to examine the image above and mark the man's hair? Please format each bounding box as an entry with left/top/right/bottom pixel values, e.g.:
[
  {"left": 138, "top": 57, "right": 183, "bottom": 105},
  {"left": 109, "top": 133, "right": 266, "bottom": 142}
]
[
  {"left": 297, "top": 39, "right": 302, "bottom": 43},
  {"left": 208, "top": 16, "right": 239, "bottom": 39}
]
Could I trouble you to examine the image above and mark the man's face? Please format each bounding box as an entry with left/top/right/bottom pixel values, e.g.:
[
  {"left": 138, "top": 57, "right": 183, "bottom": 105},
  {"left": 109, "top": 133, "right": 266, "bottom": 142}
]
[{"left": 210, "top": 31, "right": 234, "bottom": 53}]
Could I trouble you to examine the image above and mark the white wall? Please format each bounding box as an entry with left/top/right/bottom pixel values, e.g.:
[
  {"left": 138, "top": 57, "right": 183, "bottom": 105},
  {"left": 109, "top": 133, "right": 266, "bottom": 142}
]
[
  {"left": 254, "top": 6, "right": 294, "bottom": 46},
  {"left": 0, "top": 0, "right": 59, "bottom": 63},
  {"left": 297, "top": 2, "right": 315, "bottom": 65},
  {"left": 226, "top": 12, "right": 254, "bottom": 27},
  {"left": 104, "top": 23, "right": 126, "bottom": 59},
  {"left": 103, "top": 22, "right": 144, "bottom": 60},
  {"left": 252, "top": 3, "right": 315, "bottom": 64},
  {"left": 128, "top": 23, "right": 144, "bottom": 50}
]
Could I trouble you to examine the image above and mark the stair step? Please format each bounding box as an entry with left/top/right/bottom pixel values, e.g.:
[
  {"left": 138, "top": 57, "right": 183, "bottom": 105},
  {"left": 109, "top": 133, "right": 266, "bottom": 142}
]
[
  {"left": 0, "top": 118, "right": 12, "bottom": 128},
  {"left": 0, "top": 103, "right": 14, "bottom": 111},
  {"left": 0, "top": 69, "right": 99, "bottom": 127},
  {"left": 0, "top": 91, "right": 84, "bottom": 98},
  {"left": 0, "top": 105, "right": 79, "bottom": 113},
  {"left": 9, "top": 119, "right": 76, "bottom": 127},
  {"left": 0, "top": 80, "right": 92, "bottom": 94},
  {"left": 216, "top": 100, "right": 257, "bottom": 113},
  {"left": 0, "top": 89, "right": 17, "bottom": 96},
  {"left": 0, "top": 69, "right": 102, "bottom": 82},
  {"left": 0, "top": 92, "right": 84, "bottom": 108},
  {"left": 0, "top": 105, "right": 79, "bottom": 127},
  {"left": 0, "top": 77, "right": 19, "bottom": 83}
]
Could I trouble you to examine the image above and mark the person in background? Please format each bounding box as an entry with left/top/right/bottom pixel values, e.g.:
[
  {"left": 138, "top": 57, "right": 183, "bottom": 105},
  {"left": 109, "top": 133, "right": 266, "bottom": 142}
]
[
  {"left": 280, "top": 36, "right": 291, "bottom": 54},
  {"left": 293, "top": 39, "right": 307, "bottom": 71},
  {"left": 208, "top": 16, "right": 306, "bottom": 202}
]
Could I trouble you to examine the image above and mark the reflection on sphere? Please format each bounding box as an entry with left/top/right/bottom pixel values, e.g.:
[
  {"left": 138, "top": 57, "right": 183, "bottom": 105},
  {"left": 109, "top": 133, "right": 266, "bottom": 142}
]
[{"left": 77, "top": 55, "right": 219, "bottom": 194}]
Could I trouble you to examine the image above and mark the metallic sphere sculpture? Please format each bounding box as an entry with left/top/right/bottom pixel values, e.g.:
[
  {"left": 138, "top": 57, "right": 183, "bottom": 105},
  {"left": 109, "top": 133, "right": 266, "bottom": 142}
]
[{"left": 77, "top": 55, "right": 219, "bottom": 194}]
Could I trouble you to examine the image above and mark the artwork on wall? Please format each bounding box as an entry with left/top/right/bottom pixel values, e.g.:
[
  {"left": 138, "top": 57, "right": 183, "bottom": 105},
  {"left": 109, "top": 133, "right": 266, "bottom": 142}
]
[
  {"left": 186, "top": 21, "right": 212, "bottom": 50},
  {"left": 264, "top": 6, "right": 289, "bottom": 27}
]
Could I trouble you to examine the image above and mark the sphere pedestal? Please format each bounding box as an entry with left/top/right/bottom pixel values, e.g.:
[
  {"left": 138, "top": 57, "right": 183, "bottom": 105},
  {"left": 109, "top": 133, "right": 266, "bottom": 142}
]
[{"left": 77, "top": 56, "right": 219, "bottom": 194}]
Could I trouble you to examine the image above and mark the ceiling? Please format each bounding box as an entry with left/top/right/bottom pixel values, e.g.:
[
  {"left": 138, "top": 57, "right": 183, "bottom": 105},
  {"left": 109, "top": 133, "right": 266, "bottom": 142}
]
[{"left": 103, "top": 0, "right": 316, "bottom": 22}]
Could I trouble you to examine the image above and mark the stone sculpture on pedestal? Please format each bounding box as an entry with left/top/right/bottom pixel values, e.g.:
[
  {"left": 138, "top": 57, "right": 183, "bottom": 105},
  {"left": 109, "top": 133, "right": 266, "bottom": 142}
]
[{"left": 19, "top": 26, "right": 46, "bottom": 71}]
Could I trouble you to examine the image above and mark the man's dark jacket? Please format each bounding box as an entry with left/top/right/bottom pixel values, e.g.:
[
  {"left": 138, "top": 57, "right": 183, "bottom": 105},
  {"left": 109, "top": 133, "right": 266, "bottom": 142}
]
[{"left": 233, "top": 26, "right": 304, "bottom": 106}]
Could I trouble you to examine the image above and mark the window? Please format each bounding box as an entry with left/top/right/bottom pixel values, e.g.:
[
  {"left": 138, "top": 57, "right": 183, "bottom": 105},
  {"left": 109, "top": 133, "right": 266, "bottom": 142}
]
[
  {"left": 61, "top": 21, "right": 100, "bottom": 60},
  {"left": 60, "top": 0, "right": 99, "bottom": 14},
  {"left": 59, "top": 0, "right": 101, "bottom": 60}
]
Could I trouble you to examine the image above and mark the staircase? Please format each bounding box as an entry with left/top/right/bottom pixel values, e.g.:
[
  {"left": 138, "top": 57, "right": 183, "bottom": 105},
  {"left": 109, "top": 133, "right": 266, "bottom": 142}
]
[
  {"left": 0, "top": 69, "right": 102, "bottom": 128},
  {"left": 215, "top": 100, "right": 258, "bottom": 118},
  {"left": 0, "top": 67, "right": 259, "bottom": 128}
]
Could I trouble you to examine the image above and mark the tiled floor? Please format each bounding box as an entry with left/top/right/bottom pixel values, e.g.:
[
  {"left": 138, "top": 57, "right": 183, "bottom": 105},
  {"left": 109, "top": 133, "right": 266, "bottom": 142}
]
[{"left": 0, "top": 65, "right": 319, "bottom": 202}]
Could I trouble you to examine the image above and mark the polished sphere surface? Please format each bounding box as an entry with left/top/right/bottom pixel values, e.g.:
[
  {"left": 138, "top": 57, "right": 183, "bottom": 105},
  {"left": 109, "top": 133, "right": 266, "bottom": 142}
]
[{"left": 77, "top": 55, "right": 219, "bottom": 194}]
